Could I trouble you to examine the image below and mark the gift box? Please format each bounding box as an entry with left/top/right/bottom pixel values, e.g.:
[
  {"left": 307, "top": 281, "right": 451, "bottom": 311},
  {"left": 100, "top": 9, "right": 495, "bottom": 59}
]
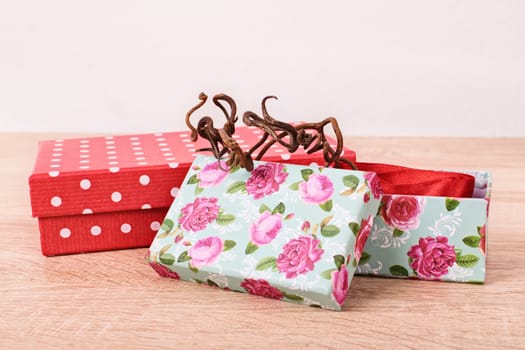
[
  {"left": 29, "top": 127, "right": 356, "bottom": 256},
  {"left": 355, "top": 169, "right": 491, "bottom": 283},
  {"left": 147, "top": 155, "right": 382, "bottom": 310}
]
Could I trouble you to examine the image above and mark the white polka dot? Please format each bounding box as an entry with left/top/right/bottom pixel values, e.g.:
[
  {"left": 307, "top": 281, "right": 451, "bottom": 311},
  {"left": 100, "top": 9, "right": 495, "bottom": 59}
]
[
  {"left": 161, "top": 148, "right": 170, "bottom": 152},
  {"left": 80, "top": 140, "right": 89, "bottom": 144},
  {"left": 281, "top": 154, "right": 291, "bottom": 160},
  {"left": 168, "top": 162, "right": 179, "bottom": 168},
  {"left": 274, "top": 149, "right": 284, "bottom": 153},
  {"left": 188, "top": 148, "right": 195, "bottom": 152},
  {"left": 80, "top": 179, "right": 91, "bottom": 190},
  {"left": 82, "top": 208, "right": 93, "bottom": 214},
  {"left": 241, "top": 144, "right": 249, "bottom": 149},
  {"left": 59, "top": 228, "right": 71, "bottom": 238},
  {"left": 182, "top": 138, "right": 191, "bottom": 143},
  {"left": 51, "top": 159, "right": 61, "bottom": 162},
  {"left": 156, "top": 137, "right": 165, "bottom": 141},
  {"left": 105, "top": 140, "right": 115, "bottom": 145},
  {"left": 48, "top": 171, "right": 60, "bottom": 177},
  {"left": 51, "top": 196, "right": 62, "bottom": 207},
  {"left": 50, "top": 164, "right": 60, "bottom": 168},
  {"left": 179, "top": 133, "right": 188, "bottom": 137},
  {"left": 184, "top": 144, "right": 193, "bottom": 148},
  {"left": 150, "top": 221, "right": 160, "bottom": 231},
  {"left": 233, "top": 134, "right": 240, "bottom": 139},
  {"left": 90, "top": 225, "right": 102, "bottom": 236},
  {"left": 131, "top": 141, "right": 141, "bottom": 146},
  {"left": 80, "top": 144, "right": 89, "bottom": 149},
  {"left": 120, "top": 223, "right": 131, "bottom": 234},
  {"left": 80, "top": 154, "right": 89, "bottom": 158},
  {"left": 105, "top": 136, "right": 114, "bottom": 140},
  {"left": 134, "top": 151, "right": 144, "bottom": 155},
  {"left": 141, "top": 204, "right": 152, "bottom": 210},
  {"left": 79, "top": 165, "right": 90, "bottom": 169},
  {"left": 158, "top": 143, "right": 168, "bottom": 147},
  {"left": 130, "top": 136, "right": 140, "bottom": 141},
  {"left": 80, "top": 149, "right": 89, "bottom": 153},
  {"left": 106, "top": 150, "right": 116, "bottom": 155},
  {"left": 154, "top": 132, "right": 163, "bottom": 136},
  {"left": 52, "top": 153, "right": 62, "bottom": 157},
  {"left": 135, "top": 157, "right": 146, "bottom": 161},
  {"left": 170, "top": 187, "right": 179, "bottom": 197},
  {"left": 236, "top": 139, "right": 245, "bottom": 143},
  {"left": 80, "top": 160, "right": 89, "bottom": 163},
  {"left": 55, "top": 139, "right": 64, "bottom": 143},
  {"left": 163, "top": 153, "right": 173, "bottom": 156},
  {"left": 132, "top": 147, "right": 142, "bottom": 151},
  {"left": 106, "top": 145, "right": 115, "bottom": 150},
  {"left": 111, "top": 192, "right": 122, "bottom": 202},
  {"left": 53, "top": 148, "right": 63, "bottom": 152},
  {"left": 139, "top": 175, "right": 150, "bottom": 185},
  {"left": 109, "top": 167, "right": 120, "bottom": 173},
  {"left": 166, "top": 157, "right": 176, "bottom": 161},
  {"left": 137, "top": 162, "right": 148, "bottom": 165},
  {"left": 108, "top": 161, "right": 119, "bottom": 165},
  {"left": 107, "top": 156, "right": 117, "bottom": 160}
]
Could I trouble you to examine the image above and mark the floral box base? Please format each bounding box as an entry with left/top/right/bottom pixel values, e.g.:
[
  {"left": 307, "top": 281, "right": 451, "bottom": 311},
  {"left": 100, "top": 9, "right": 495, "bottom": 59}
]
[
  {"left": 356, "top": 171, "right": 491, "bottom": 283},
  {"left": 147, "top": 156, "right": 382, "bottom": 310},
  {"left": 29, "top": 128, "right": 355, "bottom": 256}
]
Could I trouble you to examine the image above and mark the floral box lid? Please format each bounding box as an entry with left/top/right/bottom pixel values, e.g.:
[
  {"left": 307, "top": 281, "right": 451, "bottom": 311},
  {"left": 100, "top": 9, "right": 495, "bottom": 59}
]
[
  {"left": 29, "top": 127, "right": 356, "bottom": 218},
  {"left": 147, "top": 155, "right": 382, "bottom": 310}
]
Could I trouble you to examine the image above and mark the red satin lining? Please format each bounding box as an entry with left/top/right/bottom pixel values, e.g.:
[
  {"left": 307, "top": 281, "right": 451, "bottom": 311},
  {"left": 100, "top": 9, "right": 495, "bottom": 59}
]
[{"left": 355, "top": 162, "right": 475, "bottom": 198}]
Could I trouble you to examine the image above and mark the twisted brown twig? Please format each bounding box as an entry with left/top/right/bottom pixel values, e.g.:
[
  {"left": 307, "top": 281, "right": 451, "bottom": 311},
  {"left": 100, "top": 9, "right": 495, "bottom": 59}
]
[{"left": 184, "top": 92, "right": 357, "bottom": 171}]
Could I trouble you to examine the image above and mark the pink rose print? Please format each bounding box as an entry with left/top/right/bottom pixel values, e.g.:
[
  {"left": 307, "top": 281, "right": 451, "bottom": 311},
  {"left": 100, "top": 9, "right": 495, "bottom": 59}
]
[
  {"left": 299, "top": 174, "right": 334, "bottom": 204},
  {"left": 149, "top": 262, "right": 180, "bottom": 279},
  {"left": 381, "top": 195, "right": 424, "bottom": 231},
  {"left": 479, "top": 225, "right": 487, "bottom": 256},
  {"left": 250, "top": 211, "right": 282, "bottom": 245},
  {"left": 364, "top": 172, "right": 383, "bottom": 199},
  {"left": 246, "top": 163, "right": 288, "bottom": 199},
  {"left": 188, "top": 236, "right": 224, "bottom": 268},
  {"left": 407, "top": 236, "right": 456, "bottom": 279},
  {"left": 331, "top": 265, "right": 349, "bottom": 305},
  {"left": 277, "top": 236, "right": 324, "bottom": 278},
  {"left": 240, "top": 278, "right": 284, "bottom": 300},
  {"left": 179, "top": 197, "right": 220, "bottom": 232},
  {"left": 355, "top": 216, "right": 373, "bottom": 263},
  {"left": 197, "top": 160, "right": 230, "bottom": 188}
]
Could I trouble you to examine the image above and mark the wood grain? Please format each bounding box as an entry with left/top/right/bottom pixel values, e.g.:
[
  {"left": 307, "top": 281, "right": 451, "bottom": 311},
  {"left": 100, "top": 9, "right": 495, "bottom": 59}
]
[{"left": 1, "top": 133, "right": 524, "bottom": 349}]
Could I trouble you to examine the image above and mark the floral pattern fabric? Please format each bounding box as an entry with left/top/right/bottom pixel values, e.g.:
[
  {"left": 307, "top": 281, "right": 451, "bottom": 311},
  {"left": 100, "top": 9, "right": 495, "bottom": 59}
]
[
  {"left": 357, "top": 170, "right": 491, "bottom": 283},
  {"left": 148, "top": 156, "right": 382, "bottom": 311}
]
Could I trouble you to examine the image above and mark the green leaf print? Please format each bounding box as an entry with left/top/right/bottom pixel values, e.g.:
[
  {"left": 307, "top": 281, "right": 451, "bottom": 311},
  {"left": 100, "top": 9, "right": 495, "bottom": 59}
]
[
  {"left": 282, "top": 292, "right": 304, "bottom": 302},
  {"left": 358, "top": 252, "right": 371, "bottom": 265},
  {"left": 319, "top": 200, "right": 333, "bottom": 212},
  {"left": 227, "top": 181, "right": 247, "bottom": 194},
  {"left": 389, "top": 265, "right": 409, "bottom": 277},
  {"left": 272, "top": 202, "right": 286, "bottom": 215},
  {"left": 245, "top": 241, "right": 259, "bottom": 255},
  {"left": 456, "top": 254, "right": 480, "bottom": 268},
  {"left": 288, "top": 181, "right": 301, "bottom": 191},
  {"left": 259, "top": 204, "right": 271, "bottom": 213},
  {"left": 301, "top": 169, "right": 314, "bottom": 181},
  {"left": 177, "top": 251, "right": 191, "bottom": 263},
  {"left": 333, "top": 255, "right": 345, "bottom": 270},
  {"left": 255, "top": 257, "right": 277, "bottom": 271},
  {"left": 343, "top": 175, "right": 359, "bottom": 189},
  {"left": 160, "top": 218, "right": 174, "bottom": 233},
  {"left": 159, "top": 253, "right": 175, "bottom": 265},
  {"left": 445, "top": 198, "right": 460, "bottom": 211},
  {"left": 216, "top": 212, "right": 235, "bottom": 226},
  {"left": 393, "top": 229, "right": 404, "bottom": 238},
  {"left": 321, "top": 268, "right": 337, "bottom": 280},
  {"left": 348, "top": 222, "right": 360, "bottom": 236},
  {"left": 463, "top": 235, "right": 481, "bottom": 248},
  {"left": 321, "top": 225, "right": 340, "bottom": 237},
  {"left": 187, "top": 174, "right": 199, "bottom": 185},
  {"left": 223, "top": 240, "right": 237, "bottom": 251}
]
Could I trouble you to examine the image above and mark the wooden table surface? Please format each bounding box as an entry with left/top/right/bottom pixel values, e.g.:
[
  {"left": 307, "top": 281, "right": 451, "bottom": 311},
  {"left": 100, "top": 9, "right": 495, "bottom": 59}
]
[{"left": 1, "top": 133, "right": 524, "bottom": 349}]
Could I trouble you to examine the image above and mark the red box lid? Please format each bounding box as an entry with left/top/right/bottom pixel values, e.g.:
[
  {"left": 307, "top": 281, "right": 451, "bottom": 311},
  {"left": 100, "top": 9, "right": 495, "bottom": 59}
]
[{"left": 29, "top": 127, "right": 356, "bottom": 218}]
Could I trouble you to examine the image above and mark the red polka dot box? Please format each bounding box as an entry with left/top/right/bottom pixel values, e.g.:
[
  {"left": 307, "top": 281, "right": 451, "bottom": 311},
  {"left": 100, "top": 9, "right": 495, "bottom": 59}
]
[{"left": 29, "top": 127, "right": 356, "bottom": 256}]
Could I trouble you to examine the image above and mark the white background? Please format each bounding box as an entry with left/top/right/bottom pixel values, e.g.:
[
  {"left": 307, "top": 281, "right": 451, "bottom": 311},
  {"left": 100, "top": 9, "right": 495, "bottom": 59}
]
[{"left": 0, "top": 1, "right": 524, "bottom": 136}]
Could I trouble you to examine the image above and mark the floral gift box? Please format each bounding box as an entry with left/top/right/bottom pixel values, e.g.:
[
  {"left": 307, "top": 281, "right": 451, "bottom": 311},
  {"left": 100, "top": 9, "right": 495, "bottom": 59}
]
[
  {"left": 356, "top": 171, "right": 491, "bottom": 283},
  {"left": 147, "top": 155, "right": 382, "bottom": 310}
]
